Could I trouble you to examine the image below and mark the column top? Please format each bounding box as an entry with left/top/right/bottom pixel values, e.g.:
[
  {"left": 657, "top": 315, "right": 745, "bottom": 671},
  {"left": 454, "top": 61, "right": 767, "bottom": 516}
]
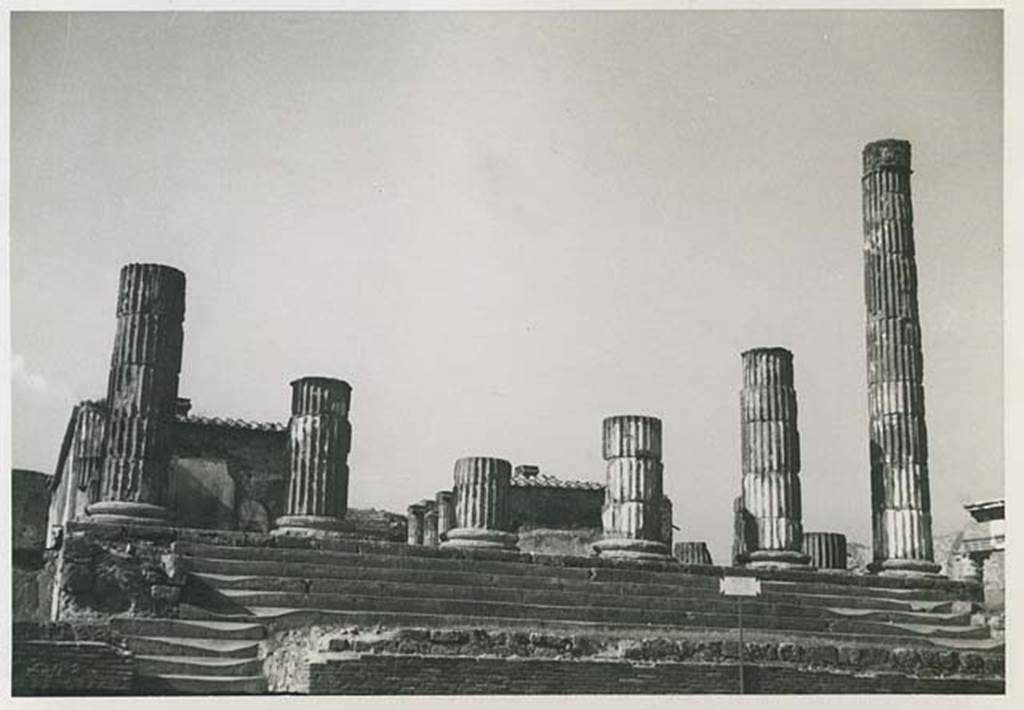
[
  {"left": 741, "top": 347, "right": 794, "bottom": 388},
  {"left": 116, "top": 263, "right": 186, "bottom": 318},
  {"left": 863, "top": 139, "right": 912, "bottom": 174},
  {"left": 290, "top": 377, "right": 352, "bottom": 415}
]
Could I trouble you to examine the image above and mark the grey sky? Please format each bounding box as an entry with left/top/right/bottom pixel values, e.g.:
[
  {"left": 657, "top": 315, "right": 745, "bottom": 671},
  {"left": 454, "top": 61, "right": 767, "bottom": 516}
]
[{"left": 11, "top": 11, "right": 1002, "bottom": 562}]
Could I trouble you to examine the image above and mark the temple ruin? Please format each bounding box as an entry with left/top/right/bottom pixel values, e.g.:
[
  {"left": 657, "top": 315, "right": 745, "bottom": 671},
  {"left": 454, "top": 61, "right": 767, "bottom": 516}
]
[{"left": 11, "top": 139, "right": 1004, "bottom": 696}]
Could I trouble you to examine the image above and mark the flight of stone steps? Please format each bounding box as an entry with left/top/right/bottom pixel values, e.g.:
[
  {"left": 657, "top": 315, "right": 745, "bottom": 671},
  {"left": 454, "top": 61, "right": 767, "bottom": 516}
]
[
  {"left": 111, "top": 617, "right": 268, "bottom": 694},
  {"left": 169, "top": 538, "right": 1001, "bottom": 651}
]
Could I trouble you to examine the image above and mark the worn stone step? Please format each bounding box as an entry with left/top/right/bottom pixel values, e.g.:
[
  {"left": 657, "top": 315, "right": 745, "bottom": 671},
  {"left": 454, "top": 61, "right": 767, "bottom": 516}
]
[
  {"left": 178, "top": 551, "right": 961, "bottom": 605},
  {"left": 189, "top": 570, "right": 968, "bottom": 617},
  {"left": 170, "top": 540, "right": 970, "bottom": 602},
  {"left": 136, "top": 655, "right": 263, "bottom": 677},
  {"left": 198, "top": 591, "right": 987, "bottom": 640},
  {"left": 135, "top": 673, "right": 268, "bottom": 694},
  {"left": 111, "top": 617, "right": 266, "bottom": 641},
  {"left": 126, "top": 636, "right": 260, "bottom": 658},
  {"left": 196, "top": 576, "right": 971, "bottom": 627}
]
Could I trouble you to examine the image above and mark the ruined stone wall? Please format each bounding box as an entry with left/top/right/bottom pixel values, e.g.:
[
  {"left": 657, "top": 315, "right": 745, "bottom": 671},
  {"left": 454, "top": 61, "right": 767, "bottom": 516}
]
[
  {"left": 508, "top": 486, "right": 603, "bottom": 531},
  {"left": 170, "top": 420, "right": 288, "bottom": 531},
  {"left": 13, "top": 469, "right": 52, "bottom": 560},
  {"left": 306, "top": 654, "right": 1002, "bottom": 695},
  {"left": 12, "top": 623, "right": 133, "bottom": 696}
]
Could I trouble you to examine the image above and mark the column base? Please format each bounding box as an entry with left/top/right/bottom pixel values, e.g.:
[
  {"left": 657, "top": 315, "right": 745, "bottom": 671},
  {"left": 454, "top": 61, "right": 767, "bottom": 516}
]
[
  {"left": 272, "top": 515, "right": 353, "bottom": 536},
  {"left": 871, "top": 558, "right": 943, "bottom": 577},
  {"left": 440, "top": 527, "right": 518, "bottom": 550},
  {"left": 745, "top": 549, "right": 810, "bottom": 570},
  {"left": 85, "top": 501, "right": 172, "bottom": 526},
  {"left": 593, "top": 538, "right": 673, "bottom": 561}
]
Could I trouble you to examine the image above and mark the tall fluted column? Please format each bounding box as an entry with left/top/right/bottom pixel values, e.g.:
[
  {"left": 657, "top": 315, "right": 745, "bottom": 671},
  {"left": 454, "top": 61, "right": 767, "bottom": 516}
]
[
  {"left": 674, "top": 541, "right": 713, "bottom": 566},
  {"left": 407, "top": 502, "right": 425, "bottom": 545},
  {"left": 803, "top": 532, "right": 848, "bottom": 571},
  {"left": 739, "top": 348, "right": 808, "bottom": 569},
  {"left": 435, "top": 490, "right": 456, "bottom": 541},
  {"left": 863, "top": 139, "right": 940, "bottom": 576},
  {"left": 593, "top": 415, "right": 672, "bottom": 560},
  {"left": 87, "top": 264, "right": 185, "bottom": 524},
  {"left": 441, "top": 457, "right": 518, "bottom": 550},
  {"left": 274, "top": 377, "right": 353, "bottom": 534}
]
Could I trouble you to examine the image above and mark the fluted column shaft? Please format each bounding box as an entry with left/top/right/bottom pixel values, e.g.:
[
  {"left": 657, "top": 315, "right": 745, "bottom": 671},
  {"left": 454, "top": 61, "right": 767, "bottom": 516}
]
[
  {"left": 441, "top": 457, "right": 518, "bottom": 550},
  {"left": 422, "top": 501, "right": 439, "bottom": 547},
  {"left": 275, "top": 377, "right": 353, "bottom": 534},
  {"left": 88, "top": 264, "right": 185, "bottom": 524},
  {"left": 435, "top": 490, "right": 456, "bottom": 541},
  {"left": 739, "top": 348, "right": 808, "bottom": 568},
  {"left": 594, "top": 415, "right": 672, "bottom": 560},
  {"left": 803, "top": 532, "right": 848, "bottom": 571},
  {"left": 407, "top": 503, "right": 425, "bottom": 545},
  {"left": 862, "top": 140, "right": 940, "bottom": 576},
  {"left": 674, "top": 541, "right": 713, "bottom": 566}
]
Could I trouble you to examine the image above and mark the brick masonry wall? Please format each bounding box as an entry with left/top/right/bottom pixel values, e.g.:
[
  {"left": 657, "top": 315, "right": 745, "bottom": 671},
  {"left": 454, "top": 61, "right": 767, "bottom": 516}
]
[
  {"left": 12, "top": 640, "right": 134, "bottom": 696},
  {"left": 307, "top": 655, "right": 1004, "bottom": 695}
]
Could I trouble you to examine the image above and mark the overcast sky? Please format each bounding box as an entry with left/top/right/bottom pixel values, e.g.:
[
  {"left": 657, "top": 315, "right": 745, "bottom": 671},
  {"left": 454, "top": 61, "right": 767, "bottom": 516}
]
[{"left": 10, "top": 11, "right": 1002, "bottom": 562}]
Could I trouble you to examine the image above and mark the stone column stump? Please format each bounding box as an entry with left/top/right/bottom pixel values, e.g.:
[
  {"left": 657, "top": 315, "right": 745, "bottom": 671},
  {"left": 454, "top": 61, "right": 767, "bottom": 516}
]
[
  {"left": 435, "top": 490, "right": 456, "bottom": 541},
  {"left": 274, "top": 377, "right": 353, "bottom": 534},
  {"left": 674, "top": 541, "right": 713, "bottom": 566},
  {"left": 406, "top": 502, "right": 426, "bottom": 546},
  {"left": 739, "top": 348, "right": 809, "bottom": 569},
  {"left": 593, "top": 415, "right": 672, "bottom": 560},
  {"left": 803, "top": 532, "right": 848, "bottom": 571},
  {"left": 441, "top": 457, "right": 518, "bottom": 550}
]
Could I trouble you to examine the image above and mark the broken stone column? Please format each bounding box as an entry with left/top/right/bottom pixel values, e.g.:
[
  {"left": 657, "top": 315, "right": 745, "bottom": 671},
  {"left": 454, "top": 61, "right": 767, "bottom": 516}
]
[
  {"left": 73, "top": 400, "right": 108, "bottom": 509},
  {"left": 87, "top": 264, "right": 185, "bottom": 524},
  {"left": 422, "top": 502, "right": 439, "bottom": 547},
  {"left": 674, "top": 541, "right": 713, "bottom": 566},
  {"left": 659, "top": 496, "right": 674, "bottom": 548},
  {"left": 593, "top": 415, "right": 672, "bottom": 560},
  {"left": 435, "top": 490, "right": 456, "bottom": 541},
  {"left": 739, "top": 348, "right": 809, "bottom": 569},
  {"left": 274, "top": 377, "right": 353, "bottom": 534},
  {"left": 863, "top": 139, "right": 940, "bottom": 576},
  {"left": 442, "top": 457, "right": 518, "bottom": 550},
  {"left": 406, "top": 502, "right": 425, "bottom": 545},
  {"left": 803, "top": 532, "right": 848, "bottom": 571}
]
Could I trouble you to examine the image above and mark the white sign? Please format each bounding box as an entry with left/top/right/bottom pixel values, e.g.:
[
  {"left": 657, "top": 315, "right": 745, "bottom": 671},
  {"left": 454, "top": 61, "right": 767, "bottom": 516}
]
[{"left": 719, "top": 576, "right": 762, "bottom": 597}]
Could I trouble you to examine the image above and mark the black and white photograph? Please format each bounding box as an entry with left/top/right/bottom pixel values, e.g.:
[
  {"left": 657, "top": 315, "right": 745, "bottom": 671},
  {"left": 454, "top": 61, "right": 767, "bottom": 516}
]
[{"left": 2, "top": 1, "right": 1013, "bottom": 699}]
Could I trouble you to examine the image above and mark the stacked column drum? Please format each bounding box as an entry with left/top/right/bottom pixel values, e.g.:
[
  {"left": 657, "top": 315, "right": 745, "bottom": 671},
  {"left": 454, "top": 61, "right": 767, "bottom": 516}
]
[
  {"left": 274, "top": 377, "right": 353, "bottom": 534},
  {"left": 88, "top": 264, "right": 185, "bottom": 524},
  {"left": 739, "top": 348, "right": 808, "bottom": 568},
  {"left": 803, "top": 532, "right": 848, "bottom": 571},
  {"left": 442, "top": 457, "right": 518, "bottom": 550},
  {"left": 593, "top": 415, "right": 672, "bottom": 560},
  {"left": 862, "top": 139, "right": 940, "bottom": 576}
]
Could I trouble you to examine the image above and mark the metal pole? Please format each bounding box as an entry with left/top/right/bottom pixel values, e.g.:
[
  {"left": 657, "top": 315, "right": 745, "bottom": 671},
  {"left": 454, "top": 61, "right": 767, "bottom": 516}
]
[{"left": 738, "top": 596, "right": 745, "bottom": 694}]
